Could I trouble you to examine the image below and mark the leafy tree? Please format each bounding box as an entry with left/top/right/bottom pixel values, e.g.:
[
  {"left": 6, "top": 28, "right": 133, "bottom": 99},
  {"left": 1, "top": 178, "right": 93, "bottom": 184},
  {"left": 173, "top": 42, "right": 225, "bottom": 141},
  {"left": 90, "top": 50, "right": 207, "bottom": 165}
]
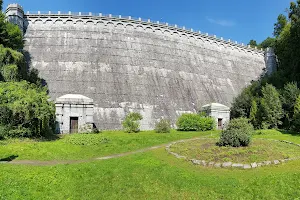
[
  {"left": 259, "top": 84, "right": 283, "bottom": 128},
  {"left": 0, "top": 46, "right": 26, "bottom": 81},
  {"left": 231, "top": 1, "right": 300, "bottom": 131},
  {"left": 1, "top": 64, "right": 18, "bottom": 81},
  {"left": 5, "top": 23, "right": 24, "bottom": 50},
  {"left": 295, "top": 96, "right": 300, "bottom": 116},
  {"left": 293, "top": 95, "right": 300, "bottom": 131},
  {"left": 0, "top": 81, "right": 55, "bottom": 138},
  {"left": 248, "top": 39, "right": 257, "bottom": 48},
  {"left": 0, "top": 14, "right": 9, "bottom": 46},
  {"left": 122, "top": 112, "right": 143, "bottom": 133},
  {"left": 258, "top": 37, "right": 276, "bottom": 49},
  {"left": 289, "top": 1, "right": 300, "bottom": 23},
  {"left": 274, "top": 14, "right": 288, "bottom": 37},
  {"left": 230, "top": 81, "right": 262, "bottom": 119},
  {"left": 0, "top": 0, "right": 54, "bottom": 139},
  {"left": 287, "top": 1, "right": 300, "bottom": 82},
  {"left": 0, "top": 14, "right": 23, "bottom": 50},
  {"left": 268, "top": 1, "right": 300, "bottom": 86},
  {"left": 249, "top": 99, "right": 258, "bottom": 128},
  {"left": 155, "top": 119, "right": 171, "bottom": 133},
  {"left": 280, "top": 82, "right": 300, "bottom": 127}
]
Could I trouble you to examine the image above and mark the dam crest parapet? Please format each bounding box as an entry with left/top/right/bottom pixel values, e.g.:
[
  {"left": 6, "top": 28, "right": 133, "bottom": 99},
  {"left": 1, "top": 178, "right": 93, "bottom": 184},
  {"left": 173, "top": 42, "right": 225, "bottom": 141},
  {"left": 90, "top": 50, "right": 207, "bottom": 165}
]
[{"left": 22, "top": 11, "right": 265, "bottom": 56}]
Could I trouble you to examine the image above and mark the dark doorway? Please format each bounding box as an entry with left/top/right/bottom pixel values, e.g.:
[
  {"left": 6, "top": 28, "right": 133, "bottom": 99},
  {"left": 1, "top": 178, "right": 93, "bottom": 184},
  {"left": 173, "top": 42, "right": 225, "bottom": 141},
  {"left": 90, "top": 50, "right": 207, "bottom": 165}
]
[
  {"left": 70, "top": 117, "right": 79, "bottom": 134},
  {"left": 218, "top": 118, "right": 223, "bottom": 130}
]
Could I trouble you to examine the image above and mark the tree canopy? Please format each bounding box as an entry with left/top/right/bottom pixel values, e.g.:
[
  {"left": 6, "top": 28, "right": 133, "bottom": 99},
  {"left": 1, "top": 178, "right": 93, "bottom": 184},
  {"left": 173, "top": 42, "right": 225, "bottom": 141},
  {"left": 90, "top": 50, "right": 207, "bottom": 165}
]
[
  {"left": 0, "top": 81, "right": 55, "bottom": 138},
  {"left": 232, "top": 1, "right": 300, "bottom": 131},
  {"left": 0, "top": 13, "right": 23, "bottom": 50},
  {"left": 0, "top": 1, "right": 55, "bottom": 139},
  {"left": 248, "top": 39, "right": 258, "bottom": 48},
  {"left": 274, "top": 14, "right": 288, "bottom": 37}
]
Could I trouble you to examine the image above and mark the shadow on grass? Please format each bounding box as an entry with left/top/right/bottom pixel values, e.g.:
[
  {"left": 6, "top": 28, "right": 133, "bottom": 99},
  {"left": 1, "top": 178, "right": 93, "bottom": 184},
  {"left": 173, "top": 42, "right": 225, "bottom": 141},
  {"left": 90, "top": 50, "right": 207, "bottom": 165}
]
[
  {"left": 279, "top": 129, "right": 300, "bottom": 136},
  {"left": 35, "top": 134, "right": 61, "bottom": 142},
  {"left": 0, "top": 155, "right": 18, "bottom": 162}
]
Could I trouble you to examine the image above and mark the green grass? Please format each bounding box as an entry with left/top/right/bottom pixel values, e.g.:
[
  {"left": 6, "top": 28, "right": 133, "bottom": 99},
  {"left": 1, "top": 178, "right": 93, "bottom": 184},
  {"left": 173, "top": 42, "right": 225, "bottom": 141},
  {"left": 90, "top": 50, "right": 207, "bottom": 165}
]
[
  {"left": 2, "top": 147, "right": 300, "bottom": 199},
  {"left": 0, "top": 130, "right": 219, "bottom": 161},
  {"left": 170, "top": 138, "right": 300, "bottom": 163},
  {"left": 1, "top": 129, "right": 300, "bottom": 199}
]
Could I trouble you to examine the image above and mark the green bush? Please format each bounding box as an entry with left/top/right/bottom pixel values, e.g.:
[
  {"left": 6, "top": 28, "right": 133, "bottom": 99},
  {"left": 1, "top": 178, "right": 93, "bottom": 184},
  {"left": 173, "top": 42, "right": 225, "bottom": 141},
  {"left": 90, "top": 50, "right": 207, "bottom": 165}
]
[
  {"left": 7, "top": 127, "right": 32, "bottom": 138},
  {"left": 0, "top": 125, "right": 8, "bottom": 140},
  {"left": 122, "top": 112, "right": 143, "bottom": 133},
  {"left": 218, "top": 118, "right": 254, "bottom": 147},
  {"left": 155, "top": 119, "right": 171, "bottom": 133},
  {"left": 176, "top": 113, "right": 215, "bottom": 131},
  {"left": 0, "top": 81, "right": 55, "bottom": 138},
  {"left": 0, "top": 125, "right": 32, "bottom": 140},
  {"left": 199, "top": 117, "right": 215, "bottom": 131}
]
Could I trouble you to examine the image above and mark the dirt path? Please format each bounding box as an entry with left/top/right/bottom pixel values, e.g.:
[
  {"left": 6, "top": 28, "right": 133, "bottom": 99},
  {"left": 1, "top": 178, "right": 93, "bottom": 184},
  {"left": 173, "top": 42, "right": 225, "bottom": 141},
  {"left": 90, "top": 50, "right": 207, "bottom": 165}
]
[{"left": 1, "top": 139, "right": 192, "bottom": 166}]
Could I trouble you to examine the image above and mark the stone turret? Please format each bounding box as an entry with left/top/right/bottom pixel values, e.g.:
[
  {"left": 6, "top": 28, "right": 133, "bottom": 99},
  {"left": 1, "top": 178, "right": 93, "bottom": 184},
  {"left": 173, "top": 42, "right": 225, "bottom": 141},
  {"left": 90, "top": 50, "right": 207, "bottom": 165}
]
[
  {"left": 265, "top": 47, "right": 277, "bottom": 75},
  {"left": 5, "top": 4, "right": 24, "bottom": 34}
]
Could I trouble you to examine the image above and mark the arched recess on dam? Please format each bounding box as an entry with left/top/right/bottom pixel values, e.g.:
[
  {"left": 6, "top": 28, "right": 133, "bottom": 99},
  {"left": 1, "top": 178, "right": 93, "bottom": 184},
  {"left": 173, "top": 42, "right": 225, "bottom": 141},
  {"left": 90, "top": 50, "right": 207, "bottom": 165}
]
[{"left": 6, "top": 4, "right": 275, "bottom": 130}]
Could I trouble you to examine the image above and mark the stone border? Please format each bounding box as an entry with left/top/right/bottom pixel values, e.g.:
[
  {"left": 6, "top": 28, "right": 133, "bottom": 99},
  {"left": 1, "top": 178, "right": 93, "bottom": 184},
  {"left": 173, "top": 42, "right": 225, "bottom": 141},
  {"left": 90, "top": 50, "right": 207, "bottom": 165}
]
[{"left": 165, "top": 138, "right": 300, "bottom": 169}]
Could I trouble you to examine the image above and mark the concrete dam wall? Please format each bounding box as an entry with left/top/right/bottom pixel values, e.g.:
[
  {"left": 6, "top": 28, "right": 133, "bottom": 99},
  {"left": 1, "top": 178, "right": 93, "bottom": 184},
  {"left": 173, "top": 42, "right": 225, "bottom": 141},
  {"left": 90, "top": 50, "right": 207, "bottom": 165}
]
[{"left": 7, "top": 6, "right": 270, "bottom": 130}]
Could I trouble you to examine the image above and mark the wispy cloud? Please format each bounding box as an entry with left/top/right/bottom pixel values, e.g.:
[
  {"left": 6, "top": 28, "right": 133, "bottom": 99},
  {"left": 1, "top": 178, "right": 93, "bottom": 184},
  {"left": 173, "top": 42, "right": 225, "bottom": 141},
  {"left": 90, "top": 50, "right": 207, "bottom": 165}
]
[{"left": 206, "top": 17, "right": 236, "bottom": 27}]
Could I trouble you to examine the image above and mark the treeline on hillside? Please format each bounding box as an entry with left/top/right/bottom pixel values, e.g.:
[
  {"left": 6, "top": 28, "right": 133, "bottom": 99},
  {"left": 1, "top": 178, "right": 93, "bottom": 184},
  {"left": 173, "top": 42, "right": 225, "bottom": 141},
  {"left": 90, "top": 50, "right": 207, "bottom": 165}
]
[
  {"left": 0, "top": 1, "right": 55, "bottom": 139},
  {"left": 232, "top": 0, "right": 300, "bottom": 132}
]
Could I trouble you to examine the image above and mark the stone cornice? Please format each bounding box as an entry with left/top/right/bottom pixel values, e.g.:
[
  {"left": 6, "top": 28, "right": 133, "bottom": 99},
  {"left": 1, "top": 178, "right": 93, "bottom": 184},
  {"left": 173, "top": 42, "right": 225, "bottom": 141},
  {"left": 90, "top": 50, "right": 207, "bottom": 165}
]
[{"left": 24, "top": 12, "right": 265, "bottom": 56}]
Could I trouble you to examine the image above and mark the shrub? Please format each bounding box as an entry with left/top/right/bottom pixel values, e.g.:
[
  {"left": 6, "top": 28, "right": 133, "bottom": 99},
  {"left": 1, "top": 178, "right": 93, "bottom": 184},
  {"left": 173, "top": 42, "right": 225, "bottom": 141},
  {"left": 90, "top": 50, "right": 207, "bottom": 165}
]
[
  {"left": 0, "top": 125, "right": 32, "bottom": 140},
  {"left": 218, "top": 118, "right": 254, "bottom": 147},
  {"left": 198, "top": 117, "right": 215, "bottom": 131},
  {"left": 155, "top": 119, "right": 171, "bottom": 133},
  {"left": 122, "top": 112, "right": 143, "bottom": 133},
  {"left": 0, "top": 81, "right": 55, "bottom": 138},
  {"left": 7, "top": 127, "right": 32, "bottom": 138},
  {"left": 0, "top": 125, "right": 8, "bottom": 140},
  {"left": 176, "top": 113, "right": 215, "bottom": 131}
]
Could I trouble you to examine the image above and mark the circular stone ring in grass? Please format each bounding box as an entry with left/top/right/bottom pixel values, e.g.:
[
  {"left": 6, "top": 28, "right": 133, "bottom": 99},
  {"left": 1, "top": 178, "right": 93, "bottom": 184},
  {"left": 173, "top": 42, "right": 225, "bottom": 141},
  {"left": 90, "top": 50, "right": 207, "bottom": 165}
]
[{"left": 165, "top": 138, "right": 300, "bottom": 169}]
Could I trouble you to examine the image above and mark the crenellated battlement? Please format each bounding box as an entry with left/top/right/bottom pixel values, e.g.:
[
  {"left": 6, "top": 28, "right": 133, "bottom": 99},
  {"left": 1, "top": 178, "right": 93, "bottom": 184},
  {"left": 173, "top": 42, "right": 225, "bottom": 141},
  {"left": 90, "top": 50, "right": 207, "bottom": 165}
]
[
  {"left": 21, "top": 11, "right": 264, "bottom": 55},
  {"left": 5, "top": 3, "right": 267, "bottom": 56}
]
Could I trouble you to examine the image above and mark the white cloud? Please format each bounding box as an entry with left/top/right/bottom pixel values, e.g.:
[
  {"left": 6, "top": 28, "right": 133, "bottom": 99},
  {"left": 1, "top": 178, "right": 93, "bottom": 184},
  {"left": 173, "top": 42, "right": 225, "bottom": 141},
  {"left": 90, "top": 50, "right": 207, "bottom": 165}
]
[{"left": 206, "top": 17, "right": 236, "bottom": 27}]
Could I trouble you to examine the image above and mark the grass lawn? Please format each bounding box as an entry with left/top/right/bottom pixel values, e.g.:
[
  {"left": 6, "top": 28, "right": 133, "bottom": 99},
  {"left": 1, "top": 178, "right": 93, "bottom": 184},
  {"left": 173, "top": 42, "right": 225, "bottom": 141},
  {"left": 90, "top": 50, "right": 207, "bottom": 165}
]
[
  {"left": 170, "top": 138, "right": 300, "bottom": 163},
  {"left": 1, "top": 129, "right": 300, "bottom": 199},
  {"left": 0, "top": 130, "right": 219, "bottom": 161}
]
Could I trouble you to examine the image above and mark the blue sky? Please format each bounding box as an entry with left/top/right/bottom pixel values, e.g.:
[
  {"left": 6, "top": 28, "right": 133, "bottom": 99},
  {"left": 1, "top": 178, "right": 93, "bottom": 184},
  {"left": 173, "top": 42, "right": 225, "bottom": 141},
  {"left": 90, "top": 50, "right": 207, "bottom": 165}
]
[{"left": 4, "top": 0, "right": 292, "bottom": 44}]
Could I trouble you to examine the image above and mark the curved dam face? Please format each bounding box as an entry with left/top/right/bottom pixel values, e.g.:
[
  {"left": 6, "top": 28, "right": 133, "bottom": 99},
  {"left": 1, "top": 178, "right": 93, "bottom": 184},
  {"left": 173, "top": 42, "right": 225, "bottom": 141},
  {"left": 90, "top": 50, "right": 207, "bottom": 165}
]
[{"left": 21, "top": 13, "right": 266, "bottom": 130}]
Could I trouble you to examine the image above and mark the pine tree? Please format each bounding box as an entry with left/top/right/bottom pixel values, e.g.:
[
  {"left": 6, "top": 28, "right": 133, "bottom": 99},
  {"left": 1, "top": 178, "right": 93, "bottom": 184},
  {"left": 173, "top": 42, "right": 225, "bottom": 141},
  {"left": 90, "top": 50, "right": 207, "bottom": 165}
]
[
  {"left": 259, "top": 84, "right": 283, "bottom": 128},
  {"left": 249, "top": 100, "right": 258, "bottom": 128}
]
